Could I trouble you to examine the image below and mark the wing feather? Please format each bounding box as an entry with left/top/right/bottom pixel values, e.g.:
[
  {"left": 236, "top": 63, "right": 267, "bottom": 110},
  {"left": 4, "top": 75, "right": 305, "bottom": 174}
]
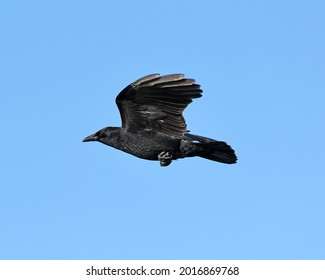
[{"left": 115, "top": 74, "right": 202, "bottom": 137}]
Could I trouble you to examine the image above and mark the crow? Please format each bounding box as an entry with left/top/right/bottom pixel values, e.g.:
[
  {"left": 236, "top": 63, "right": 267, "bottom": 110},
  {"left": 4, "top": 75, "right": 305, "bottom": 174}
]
[{"left": 83, "top": 74, "right": 237, "bottom": 167}]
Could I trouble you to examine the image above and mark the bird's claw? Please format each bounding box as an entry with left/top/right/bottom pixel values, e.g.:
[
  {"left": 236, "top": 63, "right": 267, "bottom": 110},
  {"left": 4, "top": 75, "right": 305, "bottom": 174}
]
[{"left": 158, "top": 151, "right": 173, "bottom": 167}]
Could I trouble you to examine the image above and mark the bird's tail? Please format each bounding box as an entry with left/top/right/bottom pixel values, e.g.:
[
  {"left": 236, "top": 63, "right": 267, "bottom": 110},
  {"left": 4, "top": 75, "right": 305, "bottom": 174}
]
[{"left": 187, "top": 134, "right": 237, "bottom": 164}]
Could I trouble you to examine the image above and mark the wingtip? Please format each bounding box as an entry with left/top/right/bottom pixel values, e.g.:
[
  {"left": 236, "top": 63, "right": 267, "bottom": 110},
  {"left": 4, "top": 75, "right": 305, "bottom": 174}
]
[
  {"left": 131, "top": 73, "right": 204, "bottom": 88},
  {"left": 132, "top": 74, "right": 160, "bottom": 87},
  {"left": 160, "top": 74, "right": 185, "bottom": 80}
]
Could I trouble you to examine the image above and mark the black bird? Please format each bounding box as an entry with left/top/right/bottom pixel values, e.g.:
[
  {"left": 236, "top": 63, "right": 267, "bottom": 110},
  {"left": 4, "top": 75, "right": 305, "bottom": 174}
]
[{"left": 83, "top": 74, "right": 237, "bottom": 166}]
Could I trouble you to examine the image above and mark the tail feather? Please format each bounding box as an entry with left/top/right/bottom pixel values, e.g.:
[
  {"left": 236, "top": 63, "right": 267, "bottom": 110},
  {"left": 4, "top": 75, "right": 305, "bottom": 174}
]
[
  {"left": 186, "top": 134, "right": 237, "bottom": 164},
  {"left": 197, "top": 141, "right": 237, "bottom": 164}
]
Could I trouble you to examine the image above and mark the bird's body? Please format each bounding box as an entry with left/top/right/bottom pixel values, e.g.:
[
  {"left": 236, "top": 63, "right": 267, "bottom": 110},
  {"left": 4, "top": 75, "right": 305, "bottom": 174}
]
[
  {"left": 83, "top": 74, "right": 237, "bottom": 166},
  {"left": 100, "top": 128, "right": 180, "bottom": 160}
]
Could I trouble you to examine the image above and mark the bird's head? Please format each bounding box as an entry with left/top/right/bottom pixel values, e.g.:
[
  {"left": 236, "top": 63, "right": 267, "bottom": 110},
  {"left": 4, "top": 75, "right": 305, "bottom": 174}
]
[{"left": 82, "top": 127, "right": 119, "bottom": 145}]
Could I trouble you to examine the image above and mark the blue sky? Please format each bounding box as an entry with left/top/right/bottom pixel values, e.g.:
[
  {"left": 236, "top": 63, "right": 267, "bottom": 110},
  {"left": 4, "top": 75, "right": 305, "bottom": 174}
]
[{"left": 1, "top": 0, "right": 324, "bottom": 259}]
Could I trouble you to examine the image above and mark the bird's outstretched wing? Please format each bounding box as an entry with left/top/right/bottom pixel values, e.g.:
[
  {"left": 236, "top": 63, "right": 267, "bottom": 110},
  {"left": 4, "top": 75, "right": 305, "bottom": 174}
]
[{"left": 115, "top": 74, "right": 202, "bottom": 137}]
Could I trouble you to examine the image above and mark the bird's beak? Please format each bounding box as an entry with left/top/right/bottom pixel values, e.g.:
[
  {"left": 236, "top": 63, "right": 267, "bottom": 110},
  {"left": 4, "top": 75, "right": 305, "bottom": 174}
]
[{"left": 82, "top": 133, "right": 99, "bottom": 142}]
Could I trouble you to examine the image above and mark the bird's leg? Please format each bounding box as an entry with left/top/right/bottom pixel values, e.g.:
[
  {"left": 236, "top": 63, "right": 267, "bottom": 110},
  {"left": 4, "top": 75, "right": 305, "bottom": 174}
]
[{"left": 158, "top": 151, "right": 173, "bottom": 167}]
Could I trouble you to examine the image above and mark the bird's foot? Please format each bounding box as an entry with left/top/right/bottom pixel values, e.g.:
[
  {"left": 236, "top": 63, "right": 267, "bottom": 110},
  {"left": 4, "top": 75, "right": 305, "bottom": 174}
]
[{"left": 158, "top": 151, "right": 173, "bottom": 167}]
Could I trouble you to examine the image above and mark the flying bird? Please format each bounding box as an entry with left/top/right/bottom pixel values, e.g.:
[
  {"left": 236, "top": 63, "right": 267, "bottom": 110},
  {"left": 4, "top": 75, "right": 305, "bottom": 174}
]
[{"left": 83, "top": 74, "right": 237, "bottom": 166}]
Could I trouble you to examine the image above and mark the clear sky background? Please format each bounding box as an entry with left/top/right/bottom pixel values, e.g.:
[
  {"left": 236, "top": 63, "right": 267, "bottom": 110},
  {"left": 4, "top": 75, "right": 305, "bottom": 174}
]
[{"left": 1, "top": 0, "right": 324, "bottom": 260}]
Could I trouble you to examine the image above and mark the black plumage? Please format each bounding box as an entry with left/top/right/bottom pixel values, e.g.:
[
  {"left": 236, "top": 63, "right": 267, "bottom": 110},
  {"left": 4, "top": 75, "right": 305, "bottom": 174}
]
[{"left": 83, "top": 74, "right": 237, "bottom": 166}]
